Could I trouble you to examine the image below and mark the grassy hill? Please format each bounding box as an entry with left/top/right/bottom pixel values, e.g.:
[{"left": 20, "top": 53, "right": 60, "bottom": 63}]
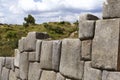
[{"left": 0, "top": 21, "right": 78, "bottom": 57}]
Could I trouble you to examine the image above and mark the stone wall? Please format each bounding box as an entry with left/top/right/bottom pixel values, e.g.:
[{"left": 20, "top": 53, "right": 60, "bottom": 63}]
[{"left": 1, "top": 0, "right": 120, "bottom": 80}]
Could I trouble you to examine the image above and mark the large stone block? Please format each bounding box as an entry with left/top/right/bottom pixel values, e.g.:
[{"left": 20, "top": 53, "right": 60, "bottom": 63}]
[
  {"left": 28, "top": 62, "right": 42, "bottom": 80},
  {"left": 92, "top": 19, "right": 120, "bottom": 70},
  {"left": 15, "top": 68, "right": 20, "bottom": 78},
  {"left": 79, "top": 21, "right": 95, "bottom": 40},
  {"left": 56, "top": 73, "right": 65, "bottom": 80},
  {"left": 36, "top": 40, "right": 42, "bottom": 62},
  {"left": 79, "top": 14, "right": 99, "bottom": 21},
  {"left": 0, "top": 57, "right": 5, "bottom": 79},
  {"left": 40, "top": 41, "right": 53, "bottom": 70},
  {"left": 9, "top": 70, "right": 16, "bottom": 80},
  {"left": 103, "top": 0, "right": 120, "bottom": 18},
  {"left": 24, "top": 32, "right": 49, "bottom": 51},
  {"left": 52, "top": 40, "right": 62, "bottom": 72},
  {"left": 60, "top": 39, "right": 84, "bottom": 80},
  {"left": 29, "top": 52, "right": 36, "bottom": 62},
  {"left": 19, "top": 52, "right": 29, "bottom": 80},
  {"left": 102, "top": 70, "right": 120, "bottom": 80},
  {"left": 5, "top": 57, "right": 14, "bottom": 70},
  {"left": 18, "top": 37, "right": 26, "bottom": 52},
  {"left": 14, "top": 49, "right": 20, "bottom": 68},
  {"left": 84, "top": 62, "right": 102, "bottom": 80},
  {"left": 1, "top": 67, "right": 10, "bottom": 80},
  {"left": 40, "top": 70, "right": 56, "bottom": 80},
  {"left": 81, "top": 40, "right": 92, "bottom": 61}
]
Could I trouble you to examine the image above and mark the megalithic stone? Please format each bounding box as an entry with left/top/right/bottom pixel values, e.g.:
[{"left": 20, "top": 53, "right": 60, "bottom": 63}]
[
  {"left": 79, "top": 14, "right": 99, "bottom": 21},
  {"left": 52, "top": 40, "right": 62, "bottom": 72},
  {"left": 40, "top": 41, "right": 53, "bottom": 70},
  {"left": 92, "top": 19, "right": 120, "bottom": 71},
  {"left": 79, "top": 14, "right": 98, "bottom": 40},
  {"left": 19, "top": 52, "right": 29, "bottom": 80},
  {"left": 79, "top": 20, "right": 95, "bottom": 40},
  {"left": 103, "top": 0, "right": 120, "bottom": 19},
  {"left": 24, "top": 32, "right": 49, "bottom": 51},
  {"left": 102, "top": 70, "right": 120, "bottom": 80},
  {"left": 60, "top": 39, "right": 84, "bottom": 80},
  {"left": 40, "top": 70, "right": 56, "bottom": 80},
  {"left": 14, "top": 49, "right": 20, "bottom": 68}
]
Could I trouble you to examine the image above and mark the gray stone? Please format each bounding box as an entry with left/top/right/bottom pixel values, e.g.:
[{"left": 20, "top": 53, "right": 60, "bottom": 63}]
[
  {"left": 15, "top": 68, "right": 20, "bottom": 78},
  {"left": 19, "top": 52, "right": 29, "bottom": 80},
  {"left": 9, "top": 70, "right": 16, "bottom": 80},
  {"left": 28, "top": 62, "right": 42, "bottom": 80},
  {"left": 40, "top": 70, "right": 56, "bottom": 80},
  {"left": 24, "top": 32, "right": 49, "bottom": 51},
  {"left": 56, "top": 73, "right": 65, "bottom": 80},
  {"left": 102, "top": 70, "right": 120, "bottom": 80},
  {"left": 60, "top": 39, "right": 84, "bottom": 80},
  {"left": 18, "top": 37, "right": 26, "bottom": 52},
  {"left": 14, "top": 49, "right": 20, "bottom": 68},
  {"left": 29, "top": 52, "right": 36, "bottom": 62},
  {"left": 52, "top": 40, "right": 62, "bottom": 72},
  {"left": 0, "top": 57, "right": 5, "bottom": 79},
  {"left": 84, "top": 62, "right": 102, "bottom": 80},
  {"left": 36, "top": 40, "right": 42, "bottom": 62},
  {"left": 79, "top": 21, "right": 95, "bottom": 40},
  {"left": 5, "top": 57, "right": 14, "bottom": 70},
  {"left": 79, "top": 14, "right": 99, "bottom": 21},
  {"left": 1, "top": 67, "right": 10, "bottom": 80},
  {"left": 81, "top": 40, "right": 92, "bottom": 60},
  {"left": 0, "top": 57, "right": 5, "bottom": 66},
  {"left": 40, "top": 41, "right": 53, "bottom": 70},
  {"left": 103, "top": 0, "right": 120, "bottom": 19},
  {"left": 92, "top": 19, "right": 120, "bottom": 70}
]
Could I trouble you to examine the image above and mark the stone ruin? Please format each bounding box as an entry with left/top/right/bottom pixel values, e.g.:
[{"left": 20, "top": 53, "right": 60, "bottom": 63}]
[{"left": 1, "top": 0, "right": 120, "bottom": 80}]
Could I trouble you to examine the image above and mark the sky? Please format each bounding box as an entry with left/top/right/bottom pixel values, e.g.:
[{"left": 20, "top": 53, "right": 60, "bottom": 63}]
[{"left": 0, "top": 0, "right": 104, "bottom": 24}]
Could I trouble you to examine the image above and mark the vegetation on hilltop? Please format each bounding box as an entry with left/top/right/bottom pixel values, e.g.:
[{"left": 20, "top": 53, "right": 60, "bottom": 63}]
[{"left": 0, "top": 21, "right": 78, "bottom": 57}]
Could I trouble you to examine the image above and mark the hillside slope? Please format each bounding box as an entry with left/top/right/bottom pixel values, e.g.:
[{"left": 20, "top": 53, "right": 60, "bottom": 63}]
[{"left": 0, "top": 22, "right": 78, "bottom": 56}]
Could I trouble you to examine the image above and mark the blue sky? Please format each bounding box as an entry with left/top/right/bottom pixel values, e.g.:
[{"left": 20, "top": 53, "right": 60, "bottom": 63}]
[{"left": 0, "top": 0, "right": 104, "bottom": 24}]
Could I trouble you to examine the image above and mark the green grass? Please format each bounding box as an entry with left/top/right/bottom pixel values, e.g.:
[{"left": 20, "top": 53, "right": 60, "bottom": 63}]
[{"left": 0, "top": 21, "right": 78, "bottom": 57}]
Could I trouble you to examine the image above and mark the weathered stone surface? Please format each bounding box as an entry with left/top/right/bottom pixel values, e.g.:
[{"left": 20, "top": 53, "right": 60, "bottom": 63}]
[
  {"left": 0, "top": 57, "right": 5, "bottom": 79},
  {"left": 84, "top": 62, "right": 102, "bottom": 80},
  {"left": 52, "top": 40, "right": 62, "bottom": 72},
  {"left": 36, "top": 40, "right": 42, "bottom": 62},
  {"left": 103, "top": 0, "right": 120, "bottom": 18},
  {"left": 18, "top": 37, "right": 26, "bottom": 52},
  {"left": 15, "top": 68, "right": 20, "bottom": 78},
  {"left": 24, "top": 32, "right": 49, "bottom": 51},
  {"left": 40, "top": 41, "right": 53, "bottom": 70},
  {"left": 79, "top": 21, "right": 95, "bottom": 40},
  {"left": 1, "top": 67, "right": 10, "bottom": 80},
  {"left": 14, "top": 49, "right": 20, "bottom": 67},
  {"left": 40, "top": 70, "right": 56, "bottom": 80},
  {"left": 28, "top": 62, "right": 42, "bottom": 80},
  {"left": 102, "top": 70, "right": 120, "bottom": 80},
  {"left": 29, "top": 52, "right": 36, "bottom": 62},
  {"left": 56, "top": 73, "right": 65, "bottom": 80},
  {"left": 66, "top": 79, "right": 72, "bottom": 80},
  {"left": 92, "top": 19, "right": 120, "bottom": 70},
  {"left": 19, "top": 52, "right": 29, "bottom": 80},
  {"left": 60, "top": 39, "right": 84, "bottom": 80},
  {"left": 9, "top": 70, "right": 16, "bottom": 80},
  {"left": 81, "top": 40, "right": 92, "bottom": 60},
  {"left": 5, "top": 57, "right": 14, "bottom": 70},
  {"left": 79, "top": 14, "right": 99, "bottom": 21}
]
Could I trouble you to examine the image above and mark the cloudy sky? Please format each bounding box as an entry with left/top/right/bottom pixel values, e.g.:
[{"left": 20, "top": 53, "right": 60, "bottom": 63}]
[{"left": 0, "top": 0, "right": 104, "bottom": 24}]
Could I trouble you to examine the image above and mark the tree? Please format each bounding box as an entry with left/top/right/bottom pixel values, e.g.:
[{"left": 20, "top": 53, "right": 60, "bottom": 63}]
[{"left": 23, "top": 14, "right": 35, "bottom": 27}]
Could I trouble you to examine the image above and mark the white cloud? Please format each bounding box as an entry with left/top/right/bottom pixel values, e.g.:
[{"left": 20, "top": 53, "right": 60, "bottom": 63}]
[
  {"left": 10, "top": 0, "right": 104, "bottom": 13},
  {"left": 2, "top": 0, "right": 105, "bottom": 24}
]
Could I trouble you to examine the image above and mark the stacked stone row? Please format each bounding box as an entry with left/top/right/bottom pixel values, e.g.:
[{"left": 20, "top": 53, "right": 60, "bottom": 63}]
[{"left": 1, "top": 0, "right": 120, "bottom": 80}]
